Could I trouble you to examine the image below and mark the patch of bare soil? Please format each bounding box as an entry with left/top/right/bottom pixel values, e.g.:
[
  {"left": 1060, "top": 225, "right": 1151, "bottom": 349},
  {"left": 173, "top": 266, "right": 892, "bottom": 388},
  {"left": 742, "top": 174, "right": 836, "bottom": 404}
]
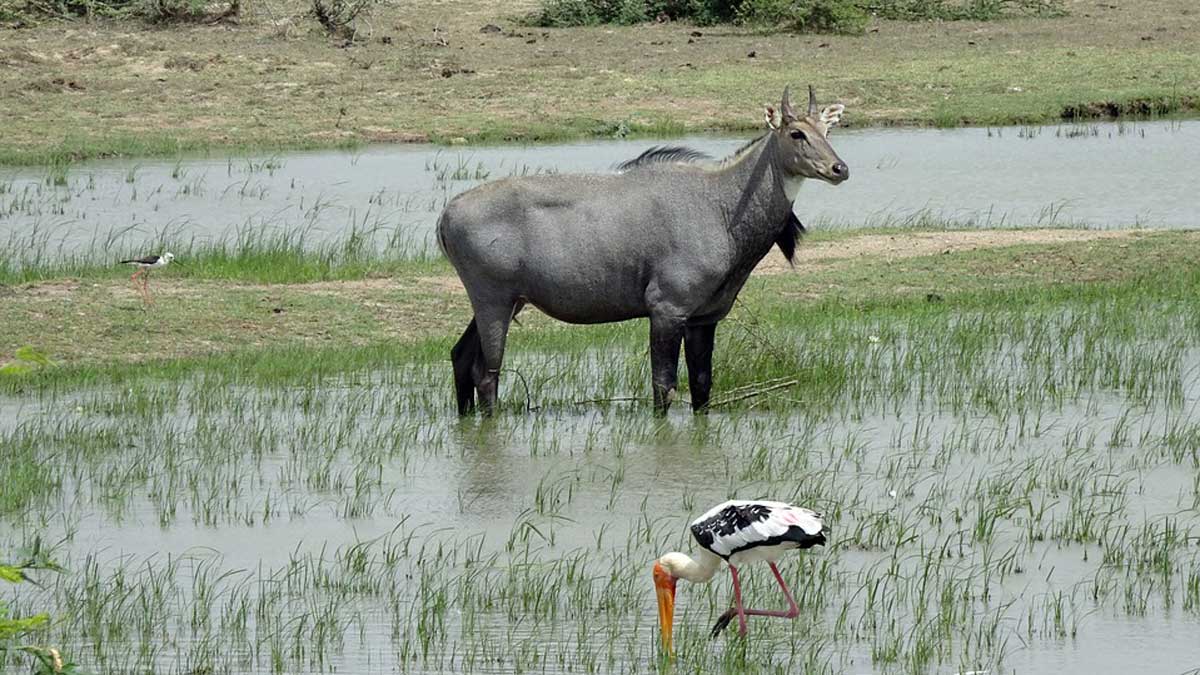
[
  {"left": 414, "top": 275, "right": 466, "bottom": 294},
  {"left": 23, "top": 77, "right": 85, "bottom": 93},
  {"left": 225, "top": 276, "right": 467, "bottom": 295},
  {"left": 753, "top": 229, "right": 1145, "bottom": 275},
  {"left": 271, "top": 278, "right": 398, "bottom": 293},
  {"left": 12, "top": 280, "right": 86, "bottom": 297}
]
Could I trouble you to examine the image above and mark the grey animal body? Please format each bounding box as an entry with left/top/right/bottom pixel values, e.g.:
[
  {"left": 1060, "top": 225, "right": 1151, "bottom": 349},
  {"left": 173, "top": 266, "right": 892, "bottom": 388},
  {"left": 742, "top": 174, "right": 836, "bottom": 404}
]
[{"left": 438, "top": 87, "right": 849, "bottom": 415}]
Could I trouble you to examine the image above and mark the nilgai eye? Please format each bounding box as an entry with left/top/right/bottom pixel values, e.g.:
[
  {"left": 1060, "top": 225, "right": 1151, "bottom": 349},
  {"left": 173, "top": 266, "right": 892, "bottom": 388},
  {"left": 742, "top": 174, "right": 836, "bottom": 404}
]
[{"left": 790, "top": 129, "right": 807, "bottom": 141}]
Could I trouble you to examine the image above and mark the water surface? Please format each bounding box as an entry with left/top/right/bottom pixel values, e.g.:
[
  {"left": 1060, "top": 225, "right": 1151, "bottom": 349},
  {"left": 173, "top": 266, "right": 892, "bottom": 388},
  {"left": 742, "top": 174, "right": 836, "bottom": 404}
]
[
  {"left": 3, "top": 322, "right": 1199, "bottom": 674},
  {"left": 1, "top": 120, "right": 1196, "bottom": 260}
]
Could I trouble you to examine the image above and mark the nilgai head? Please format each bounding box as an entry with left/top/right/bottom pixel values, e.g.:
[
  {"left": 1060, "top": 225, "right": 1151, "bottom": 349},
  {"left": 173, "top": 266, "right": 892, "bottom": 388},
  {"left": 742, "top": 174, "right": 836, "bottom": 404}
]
[{"left": 766, "top": 86, "right": 848, "bottom": 185}]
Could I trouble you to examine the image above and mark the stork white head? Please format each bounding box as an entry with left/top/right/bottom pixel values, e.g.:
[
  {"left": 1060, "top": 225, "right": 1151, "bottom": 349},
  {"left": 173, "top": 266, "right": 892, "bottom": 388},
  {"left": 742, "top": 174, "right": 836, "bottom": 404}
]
[{"left": 653, "top": 551, "right": 720, "bottom": 655}]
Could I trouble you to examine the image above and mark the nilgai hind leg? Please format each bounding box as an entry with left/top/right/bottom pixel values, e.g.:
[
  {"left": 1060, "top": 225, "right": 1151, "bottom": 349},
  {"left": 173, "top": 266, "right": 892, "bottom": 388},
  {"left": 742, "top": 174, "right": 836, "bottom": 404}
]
[
  {"left": 457, "top": 305, "right": 513, "bottom": 416},
  {"left": 451, "top": 318, "right": 482, "bottom": 415},
  {"left": 683, "top": 323, "right": 717, "bottom": 412}
]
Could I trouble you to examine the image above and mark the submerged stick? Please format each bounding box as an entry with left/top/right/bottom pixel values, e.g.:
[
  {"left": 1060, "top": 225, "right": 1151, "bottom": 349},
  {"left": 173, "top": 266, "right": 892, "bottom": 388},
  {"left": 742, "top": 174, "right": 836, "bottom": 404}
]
[
  {"left": 570, "top": 396, "right": 650, "bottom": 406},
  {"left": 718, "top": 375, "right": 799, "bottom": 397},
  {"left": 708, "top": 379, "right": 800, "bottom": 408}
]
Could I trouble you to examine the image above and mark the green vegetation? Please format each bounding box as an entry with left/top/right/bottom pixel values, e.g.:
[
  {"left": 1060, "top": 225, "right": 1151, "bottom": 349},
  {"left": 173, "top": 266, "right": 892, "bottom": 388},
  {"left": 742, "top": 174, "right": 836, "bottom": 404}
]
[
  {"left": 0, "top": 224, "right": 441, "bottom": 286},
  {"left": 0, "top": 347, "right": 53, "bottom": 377},
  {"left": 1, "top": 499, "right": 73, "bottom": 673},
  {"left": 0, "top": 0, "right": 236, "bottom": 23},
  {"left": 1, "top": 358, "right": 70, "bottom": 675},
  {"left": 740, "top": 0, "right": 870, "bottom": 34},
  {"left": 2, "top": 229, "right": 1199, "bottom": 673},
  {"left": 310, "top": 0, "right": 381, "bottom": 39},
  {"left": 861, "top": 0, "right": 1062, "bottom": 20},
  {"left": 532, "top": 0, "right": 1064, "bottom": 33}
]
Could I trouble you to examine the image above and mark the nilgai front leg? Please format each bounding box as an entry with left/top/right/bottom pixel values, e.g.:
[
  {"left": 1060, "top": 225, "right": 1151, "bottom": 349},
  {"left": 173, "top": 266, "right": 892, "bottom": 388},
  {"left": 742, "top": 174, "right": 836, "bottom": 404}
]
[
  {"left": 649, "top": 313, "right": 686, "bottom": 415},
  {"left": 684, "top": 323, "right": 717, "bottom": 412}
]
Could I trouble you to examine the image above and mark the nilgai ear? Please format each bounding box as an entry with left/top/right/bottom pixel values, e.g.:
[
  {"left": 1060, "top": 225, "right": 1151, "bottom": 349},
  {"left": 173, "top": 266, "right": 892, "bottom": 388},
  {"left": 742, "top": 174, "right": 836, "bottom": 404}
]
[
  {"left": 780, "top": 87, "right": 797, "bottom": 124},
  {"left": 764, "top": 105, "right": 781, "bottom": 130},
  {"left": 819, "top": 103, "right": 845, "bottom": 131}
]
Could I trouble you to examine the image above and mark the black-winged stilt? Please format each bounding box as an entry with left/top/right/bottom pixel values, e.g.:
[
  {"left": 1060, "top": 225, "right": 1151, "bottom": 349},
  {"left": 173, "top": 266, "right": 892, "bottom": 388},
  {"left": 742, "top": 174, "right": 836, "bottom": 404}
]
[
  {"left": 653, "top": 499, "right": 827, "bottom": 652},
  {"left": 119, "top": 252, "right": 175, "bottom": 304}
]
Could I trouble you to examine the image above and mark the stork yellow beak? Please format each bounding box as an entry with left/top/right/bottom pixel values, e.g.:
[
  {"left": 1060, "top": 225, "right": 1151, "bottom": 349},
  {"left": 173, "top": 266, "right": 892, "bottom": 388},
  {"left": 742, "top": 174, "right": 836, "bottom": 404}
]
[{"left": 653, "top": 561, "right": 677, "bottom": 655}]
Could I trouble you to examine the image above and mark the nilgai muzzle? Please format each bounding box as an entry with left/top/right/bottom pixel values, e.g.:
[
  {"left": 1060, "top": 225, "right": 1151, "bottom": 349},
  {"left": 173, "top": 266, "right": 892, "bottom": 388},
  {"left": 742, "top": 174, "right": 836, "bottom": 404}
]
[{"left": 438, "top": 86, "right": 848, "bottom": 415}]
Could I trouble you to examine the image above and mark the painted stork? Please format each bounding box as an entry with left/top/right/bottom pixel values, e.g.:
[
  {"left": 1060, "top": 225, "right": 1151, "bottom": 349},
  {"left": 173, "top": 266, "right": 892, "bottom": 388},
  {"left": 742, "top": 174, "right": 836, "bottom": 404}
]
[
  {"left": 119, "top": 252, "right": 175, "bottom": 304},
  {"left": 653, "top": 499, "right": 827, "bottom": 652}
]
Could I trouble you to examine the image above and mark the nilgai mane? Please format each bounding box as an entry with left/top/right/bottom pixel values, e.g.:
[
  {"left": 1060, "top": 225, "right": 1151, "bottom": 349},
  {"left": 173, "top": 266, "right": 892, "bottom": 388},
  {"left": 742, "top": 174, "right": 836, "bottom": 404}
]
[{"left": 438, "top": 86, "right": 849, "bottom": 415}]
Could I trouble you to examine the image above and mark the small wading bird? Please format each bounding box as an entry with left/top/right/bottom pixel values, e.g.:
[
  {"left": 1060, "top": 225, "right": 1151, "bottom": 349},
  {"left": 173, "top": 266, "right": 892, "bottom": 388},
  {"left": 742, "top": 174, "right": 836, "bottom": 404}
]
[
  {"left": 119, "top": 252, "right": 175, "bottom": 304},
  {"left": 654, "top": 500, "right": 827, "bottom": 653}
]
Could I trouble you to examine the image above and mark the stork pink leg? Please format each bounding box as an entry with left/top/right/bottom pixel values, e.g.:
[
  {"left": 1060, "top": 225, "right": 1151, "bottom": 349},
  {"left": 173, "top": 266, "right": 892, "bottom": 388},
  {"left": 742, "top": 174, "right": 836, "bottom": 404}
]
[
  {"left": 753, "top": 562, "right": 800, "bottom": 618},
  {"left": 728, "top": 564, "right": 749, "bottom": 637},
  {"left": 710, "top": 562, "right": 800, "bottom": 638}
]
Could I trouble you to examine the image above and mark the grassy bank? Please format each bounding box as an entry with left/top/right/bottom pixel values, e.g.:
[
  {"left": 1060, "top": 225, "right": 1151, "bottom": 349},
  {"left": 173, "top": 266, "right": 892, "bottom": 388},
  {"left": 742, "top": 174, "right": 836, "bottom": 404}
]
[
  {"left": 2, "top": 228, "right": 1197, "bottom": 386},
  {"left": 0, "top": 225, "right": 444, "bottom": 286},
  {"left": 0, "top": 0, "right": 1198, "bottom": 164}
]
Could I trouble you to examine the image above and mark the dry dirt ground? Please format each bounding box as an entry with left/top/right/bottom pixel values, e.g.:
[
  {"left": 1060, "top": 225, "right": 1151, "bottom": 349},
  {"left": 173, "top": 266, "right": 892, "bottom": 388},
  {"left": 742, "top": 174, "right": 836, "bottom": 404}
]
[
  {"left": 753, "top": 228, "right": 1143, "bottom": 273},
  {"left": 0, "top": 0, "right": 1197, "bottom": 160}
]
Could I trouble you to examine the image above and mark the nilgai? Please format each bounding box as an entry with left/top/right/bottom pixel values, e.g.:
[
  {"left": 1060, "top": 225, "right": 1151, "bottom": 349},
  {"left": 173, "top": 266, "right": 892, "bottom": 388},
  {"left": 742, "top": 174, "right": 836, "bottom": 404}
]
[{"left": 438, "top": 86, "right": 848, "bottom": 415}]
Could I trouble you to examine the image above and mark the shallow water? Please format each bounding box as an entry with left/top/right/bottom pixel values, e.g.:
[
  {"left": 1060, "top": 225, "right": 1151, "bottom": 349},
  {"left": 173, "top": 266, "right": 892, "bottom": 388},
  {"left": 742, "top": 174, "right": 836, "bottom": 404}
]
[
  {"left": 3, "top": 318, "right": 1200, "bottom": 673},
  {"left": 1, "top": 120, "right": 1197, "bottom": 260}
]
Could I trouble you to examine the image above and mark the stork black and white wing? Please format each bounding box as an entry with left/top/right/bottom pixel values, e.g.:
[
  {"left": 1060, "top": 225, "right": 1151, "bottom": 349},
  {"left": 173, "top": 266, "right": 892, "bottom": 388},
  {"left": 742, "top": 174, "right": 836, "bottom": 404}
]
[
  {"left": 690, "top": 500, "right": 825, "bottom": 559},
  {"left": 656, "top": 497, "right": 831, "bottom": 646}
]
